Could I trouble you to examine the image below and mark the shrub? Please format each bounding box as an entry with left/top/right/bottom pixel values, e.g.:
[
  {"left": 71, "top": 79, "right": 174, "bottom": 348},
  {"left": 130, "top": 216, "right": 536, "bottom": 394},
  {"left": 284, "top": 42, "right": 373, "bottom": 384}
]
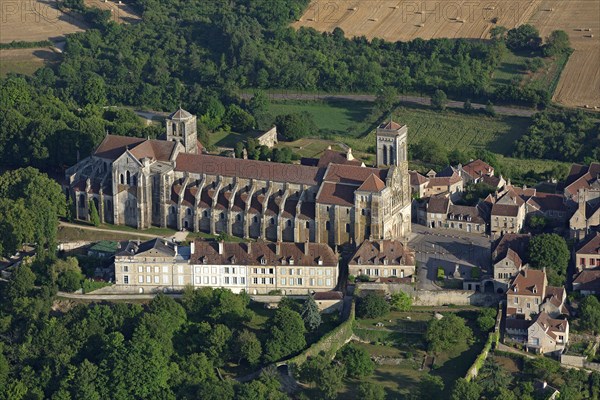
[
  {"left": 357, "top": 293, "right": 390, "bottom": 319},
  {"left": 337, "top": 343, "right": 374, "bottom": 378}
]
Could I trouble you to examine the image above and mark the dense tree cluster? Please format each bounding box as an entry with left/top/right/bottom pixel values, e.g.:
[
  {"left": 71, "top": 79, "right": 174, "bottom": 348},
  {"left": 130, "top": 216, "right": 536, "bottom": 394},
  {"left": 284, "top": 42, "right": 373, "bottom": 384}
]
[
  {"left": 514, "top": 110, "right": 600, "bottom": 163},
  {"left": 357, "top": 292, "right": 390, "bottom": 319},
  {"left": 527, "top": 233, "right": 570, "bottom": 286},
  {"left": 0, "top": 269, "right": 311, "bottom": 400},
  {"left": 425, "top": 314, "right": 473, "bottom": 354},
  {"left": 0, "top": 168, "right": 65, "bottom": 257}
]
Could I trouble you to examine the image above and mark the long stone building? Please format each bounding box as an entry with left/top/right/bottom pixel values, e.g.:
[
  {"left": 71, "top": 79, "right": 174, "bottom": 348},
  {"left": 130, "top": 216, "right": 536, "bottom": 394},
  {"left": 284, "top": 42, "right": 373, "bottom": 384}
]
[{"left": 65, "top": 110, "right": 411, "bottom": 246}]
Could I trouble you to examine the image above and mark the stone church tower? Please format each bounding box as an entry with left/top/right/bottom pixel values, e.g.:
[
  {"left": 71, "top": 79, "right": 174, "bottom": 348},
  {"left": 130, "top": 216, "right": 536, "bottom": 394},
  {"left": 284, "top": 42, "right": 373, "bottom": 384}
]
[
  {"left": 376, "top": 119, "right": 408, "bottom": 167},
  {"left": 166, "top": 108, "right": 198, "bottom": 154}
]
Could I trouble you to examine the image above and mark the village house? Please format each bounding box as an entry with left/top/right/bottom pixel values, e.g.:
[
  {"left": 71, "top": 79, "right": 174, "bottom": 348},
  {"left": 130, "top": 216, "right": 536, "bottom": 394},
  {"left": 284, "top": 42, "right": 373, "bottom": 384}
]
[
  {"left": 421, "top": 195, "right": 487, "bottom": 234},
  {"left": 458, "top": 159, "right": 495, "bottom": 184},
  {"left": 563, "top": 163, "right": 600, "bottom": 240},
  {"left": 490, "top": 188, "right": 528, "bottom": 237},
  {"left": 408, "top": 169, "right": 463, "bottom": 201},
  {"left": 504, "top": 268, "right": 569, "bottom": 355},
  {"left": 348, "top": 240, "right": 415, "bottom": 280},
  {"left": 492, "top": 233, "right": 530, "bottom": 289},
  {"left": 114, "top": 238, "right": 339, "bottom": 295},
  {"left": 527, "top": 312, "right": 569, "bottom": 355},
  {"left": 572, "top": 269, "right": 600, "bottom": 296},
  {"left": 575, "top": 232, "right": 600, "bottom": 271}
]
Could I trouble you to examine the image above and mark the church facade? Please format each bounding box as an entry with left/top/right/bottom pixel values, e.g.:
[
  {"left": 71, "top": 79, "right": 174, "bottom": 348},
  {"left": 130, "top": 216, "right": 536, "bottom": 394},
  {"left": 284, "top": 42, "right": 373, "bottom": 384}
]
[{"left": 65, "top": 110, "right": 411, "bottom": 246}]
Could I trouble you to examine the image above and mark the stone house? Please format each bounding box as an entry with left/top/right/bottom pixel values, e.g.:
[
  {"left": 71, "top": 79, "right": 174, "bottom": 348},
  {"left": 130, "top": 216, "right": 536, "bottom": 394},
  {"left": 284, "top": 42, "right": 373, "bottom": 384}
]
[
  {"left": 348, "top": 240, "right": 415, "bottom": 280},
  {"left": 409, "top": 170, "right": 428, "bottom": 199},
  {"left": 506, "top": 269, "right": 567, "bottom": 320},
  {"left": 490, "top": 188, "right": 527, "bottom": 237},
  {"left": 255, "top": 126, "right": 278, "bottom": 148},
  {"left": 421, "top": 196, "right": 487, "bottom": 234},
  {"left": 563, "top": 163, "right": 600, "bottom": 240},
  {"left": 66, "top": 111, "right": 412, "bottom": 247},
  {"left": 492, "top": 233, "right": 530, "bottom": 288},
  {"left": 505, "top": 269, "right": 569, "bottom": 354},
  {"left": 527, "top": 312, "right": 569, "bottom": 355},
  {"left": 114, "top": 238, "right": 192, "bottom": 291},
  {"left": 114, "top": 238, "right": 338, "bottom": 295},
  {"left": 459, "top": 159, "right": 495, "bottom": 184},
  {"left": 572, "top": 269, "right": 600, "bottom": 295},
  {"left": 313, "top": 291, "right": 344, "bottom": 313},
  {"left": 575, "top": 232, "right": 600, "bottom": 271}
]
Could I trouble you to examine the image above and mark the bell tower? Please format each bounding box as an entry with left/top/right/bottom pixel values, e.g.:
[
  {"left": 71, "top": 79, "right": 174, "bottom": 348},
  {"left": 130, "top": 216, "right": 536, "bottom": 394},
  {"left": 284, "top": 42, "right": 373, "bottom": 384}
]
[
  {"left": 376, "top": 118, "right": 407, "bottom": 168},
  {"left": 166, "top": 108, "right": 198, "bottom": 154}
]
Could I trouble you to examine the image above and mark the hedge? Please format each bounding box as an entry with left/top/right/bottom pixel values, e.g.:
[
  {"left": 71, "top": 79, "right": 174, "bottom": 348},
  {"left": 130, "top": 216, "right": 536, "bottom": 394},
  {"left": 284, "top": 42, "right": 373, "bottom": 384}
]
[
  {"left": 285, "top": 300, "right": 355, "bottom": 367},
  {"left": 465, "top": 331, "right": 499, "bottom": 381}
]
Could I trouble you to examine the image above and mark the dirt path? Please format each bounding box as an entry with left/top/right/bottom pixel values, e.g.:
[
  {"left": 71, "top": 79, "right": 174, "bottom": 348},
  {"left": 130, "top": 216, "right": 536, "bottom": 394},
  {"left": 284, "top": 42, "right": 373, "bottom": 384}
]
[
  {"left": 240, "top": 92, "right": 536, "bottom": 117},
  {"left": 59, "top": 221, "right": 188, "bottom": 241}
]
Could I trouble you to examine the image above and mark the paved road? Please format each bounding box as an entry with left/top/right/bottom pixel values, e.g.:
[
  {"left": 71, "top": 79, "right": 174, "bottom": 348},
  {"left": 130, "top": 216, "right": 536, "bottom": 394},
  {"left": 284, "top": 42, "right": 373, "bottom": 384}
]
[
  {"left": 59, "top": 221, "right": 188, "bottom": 241},
  {"left": 408, "top": 224, "right": 493, "bottom": 291},
  {"left": 240, "top": 92, "right": 536, "bottom": 118}
]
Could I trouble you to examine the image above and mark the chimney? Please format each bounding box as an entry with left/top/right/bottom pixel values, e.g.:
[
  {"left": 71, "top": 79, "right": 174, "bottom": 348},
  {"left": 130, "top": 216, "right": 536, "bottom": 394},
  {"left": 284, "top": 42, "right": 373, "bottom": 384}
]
[
  {"left": 218, "top": 241, "right": 224, "bottom": 255},
  {"left": 275, "top": 242, "right": 281, "bottom": 255},
  {"left": 174, "top": 244, "right": 178, "bottom": 254},
  {"left": 304, "top": 240, "right": 309, "bottom": 256},
  {"left": 247, "top": 242, "right": 252, "bottom": 254},
  {"left": 190, "top": 241, "right": 195, "bottom": 255},
  {"left": 542, "top": 381, "right": 547, "bottom": 389},
  {"left": 346, "top": 148, "right": 354, "bottom": 161}
]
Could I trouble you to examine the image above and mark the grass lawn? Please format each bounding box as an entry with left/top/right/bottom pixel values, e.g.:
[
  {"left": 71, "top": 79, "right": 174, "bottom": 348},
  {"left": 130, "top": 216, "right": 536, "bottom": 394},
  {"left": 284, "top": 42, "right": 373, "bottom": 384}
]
[
  {"left": 57, "top": 226, "right": 150, "bottom": 242},
  {"left": 268, "top": 100, "right": 375, "bottom": 136}
]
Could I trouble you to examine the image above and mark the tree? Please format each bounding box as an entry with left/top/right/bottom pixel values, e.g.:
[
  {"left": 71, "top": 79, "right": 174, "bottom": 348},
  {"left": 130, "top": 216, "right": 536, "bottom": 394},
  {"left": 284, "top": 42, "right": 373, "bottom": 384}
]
[
  {"left": 337, "top": 343, "right": 374, "bottom": 378},
  {"left": 358, "top": 382, "right": 385, "bottom": 400},
  {"left": 425, "top": 314, "right": 473, "bottom": 353},
  {"left": 527, "top": 214, "right": 547, "bottom": 231},
  {"left": 301, "top": 295, "right": 321, "bottom": 331},
  {"left": 528, "top": 233, "right": 569, "bottom": 285},
  {"left": 485, "top": 101, "right": 496, "bottom": 117},
  {"left": 579, "top": 295, "right": 600, "bottom": 334},
  {"left": 544, "top": 30, "right": 571, "bottom": 57},
  {"left": 477, "top": 359, "right": 513, "bottom": 396},
  {"left": 234, "top": 142, "right": 245, "bottom": 159},
  {"left": 264, "top": 307, "right": 306, "bottom": 362},
  {"left": 451, "top": 378, "right": 482, "bottom": 400},
  {"left": 6, "top": 263, "right": 36, "bottom": 300},
  {"left": 89, "top": 200, "right": 100, "bottom": 227},
  {"left": 357, "top": 292, "right": 390, "bottom": 319},
  {"left": 506, "top": 24, "right": 542, "bottom": 51},
  {"left": 430, "top": 89, "right": 448, "bottom": 111},
  {"left": 390, "top": 291, "right": 412, "bottom": 311},
  {"left": 274, "top": 112, "right": 317, "bottom": 141},
  {"left": 524, "top": 57, "right": 545, "bottom": 73},
  {"left": 419, "top": 374, "right": 445, "bottom": 399},
  {"left": 463, "top": 99, "right": 473, "bottom": 113},
  {"left": 298, "top": 355, "right": 345, "bottom": 399},
  {"left": 375, "top": 86, "right": 397, "bottom": 113},
  {"left": 476, "top": 307, "right": 497, "bottom": 332},
  {"left": 234, "top": 329, "right": 262, "bottom": 366}
]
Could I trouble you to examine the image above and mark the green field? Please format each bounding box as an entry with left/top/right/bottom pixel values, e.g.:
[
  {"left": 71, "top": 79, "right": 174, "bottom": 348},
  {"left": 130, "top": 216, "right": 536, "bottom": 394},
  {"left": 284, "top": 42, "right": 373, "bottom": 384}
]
[
  {"left": 339, "top": 310, "right": 486, "bottom": 399},
  {"left": 268, "top": 100, "right": 375, "bottom": 136},
  {"left": 492, "top": 50, "right": 571, "bottom": 97}
]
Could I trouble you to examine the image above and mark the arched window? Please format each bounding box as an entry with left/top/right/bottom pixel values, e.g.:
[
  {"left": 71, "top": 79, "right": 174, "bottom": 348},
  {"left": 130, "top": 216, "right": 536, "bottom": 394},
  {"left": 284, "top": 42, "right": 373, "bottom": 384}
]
[
  {"left": 306, "top": 221, "right": 310, "bottom": 229},
  {"left": 186, "top": 209, "right": 191, "bottom": 216},
  {"left": 170, "top": 206, "right": 175, "bottom": 214},
  {"left": 254, "top": 216, "right": 258, "bottom": 223},
  {"left": 203, "top": 211, "right": 208, "bottom": 217},
  {"left": 287, "top": 220, "right": 292, "bottom": 227},
  {"left": 382, "top": 145, "right": 388, "bottom": 165},
  {"left": 172, "top": 123, "right": 177, "bottom": 134},
  {"left": 220, "top": 212, "right": 225, "bottom": 219},
  {"left": 389, "top": 146, "right": 394, "bottom": 165},
  {"left": 237, "top": 214, "right": 241, "bottom": 221},
  {"left": 120, "top": 174, "right": 124, "bottom": 185},
  {"left": 126, "top": 171, "right": 131, "bottom": 185},
  {"left": 270, "top": 218, "right": 275, "bottom": 225},
  {"left": 132, "top": 175, "right": 137, "bottom": 186}
]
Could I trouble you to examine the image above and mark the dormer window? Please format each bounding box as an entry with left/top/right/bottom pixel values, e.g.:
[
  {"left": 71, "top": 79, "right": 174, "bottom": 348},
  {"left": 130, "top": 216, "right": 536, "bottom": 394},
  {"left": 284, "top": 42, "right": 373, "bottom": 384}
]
[
  {"left": 231, "top": 256, "right": 236, "bottom": 264},
  {"left": 513, "top": 285, "right": 517, "bottom": 292},
  {"left": 202, "top": 256, "right": 208, "bottom": 264},
  {"left": 383, "top": 257, "right": 388, "bottom": 265},
  {"left": 357, "top": 257, "right": 362, "bottom": 265},
  {"left": 532, "top": 286, "right": 537, "bottom": 294},
  {"left": 317, "top": 257, "right": 323, "bottom": 266},
  {"left": 289, "top": 257, "right": 294, "bottom": 265},
  {"left": 260, "top": 257, "right": 266, "bottom": 265}
]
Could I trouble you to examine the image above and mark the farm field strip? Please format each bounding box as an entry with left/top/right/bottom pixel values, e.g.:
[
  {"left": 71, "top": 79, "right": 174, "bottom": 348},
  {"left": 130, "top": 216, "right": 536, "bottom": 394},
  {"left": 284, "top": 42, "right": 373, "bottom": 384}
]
[{"left": 294, "top": 0, "right": 542, "bottom": 42}]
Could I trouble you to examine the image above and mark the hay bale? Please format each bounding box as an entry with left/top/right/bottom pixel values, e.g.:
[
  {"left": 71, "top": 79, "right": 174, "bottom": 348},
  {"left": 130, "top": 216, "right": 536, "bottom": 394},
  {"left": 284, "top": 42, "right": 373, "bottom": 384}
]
[
  {"left": 369, "top": 18, "right": 378, "bottom": 21},
  {"left": 417, "top": 23, "right": 425, "bottom": 27},
  {"left": 415, "top": 11, "right": 423, "bottom": 14},
  {"left": 585, "top": 28, "right": 592, "bottom": 31}
]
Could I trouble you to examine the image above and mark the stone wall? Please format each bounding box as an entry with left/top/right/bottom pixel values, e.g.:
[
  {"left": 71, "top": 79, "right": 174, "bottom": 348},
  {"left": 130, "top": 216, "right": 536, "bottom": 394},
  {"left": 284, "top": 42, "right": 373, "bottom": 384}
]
[
  {"left": 356, "top": 282, "right": 500, "bottom": 307},
  {"left": 256, "top": 126, "right": 278, "bottom": 148}
]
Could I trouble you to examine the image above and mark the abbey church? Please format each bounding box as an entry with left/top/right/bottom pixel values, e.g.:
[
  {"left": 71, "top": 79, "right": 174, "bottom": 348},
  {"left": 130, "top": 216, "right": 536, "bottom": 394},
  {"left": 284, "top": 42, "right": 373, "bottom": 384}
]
[{"left": 65, "top": 109, "right": 412, "bottom": 246}]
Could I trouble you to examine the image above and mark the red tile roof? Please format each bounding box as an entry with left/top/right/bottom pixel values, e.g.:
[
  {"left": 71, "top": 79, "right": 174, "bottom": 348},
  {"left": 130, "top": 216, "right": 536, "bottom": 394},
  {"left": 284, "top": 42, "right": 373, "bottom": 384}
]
[
  {"left": 491, "top": 203, "right": 519, "bottom": 217},
  {"left": 175, "top": 153, "right": 325, "bottom": 186},
  {"left": 409, "top": 170, "right": 428, "bottom": 186},
  {"left": 349, "top": 240, "right": 415, "bottom": 266},
  {"left": 94, "top": 135, "right": 146, "bottom": 160},
  {"left": 509, "top": 269, "right": 546, "bottom": 297},
  {"left": 379, "top": 120, "right": 403, "bottom": 130},
  {"left": 357, "top": 174, "right": 386, "bottom": 192},
  {"left": 316, "top": 182, "right": 355, "bottom": 207},
  {"left": 492, "top": 233, "right": 530, "bottom": 264},
  {"left": 462, "top": 159, "right": 494, "bottom": 179},
  {"left": 577, "top": 232, "right": 600, "bottom": 255},
  {"left": 573, "top": 269, "right": 600, "bottom": 292},
  {"left": 425, "top": 173, "right": 462, "bottom": 188},
  {"left": 565, "top": 162, "right": 600, "bottom": 196},
  {"left": 316, "top": 149, "right": 363, "bottom": 168},
  {"left": 190, "top": 241, "right": 337, "bottom": 266},
  {"left": 427, "top": 196, "right": 450, "bottom": 214},
  {"left": 323, "top": 164, "right": 387, "bottom": 186}
]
